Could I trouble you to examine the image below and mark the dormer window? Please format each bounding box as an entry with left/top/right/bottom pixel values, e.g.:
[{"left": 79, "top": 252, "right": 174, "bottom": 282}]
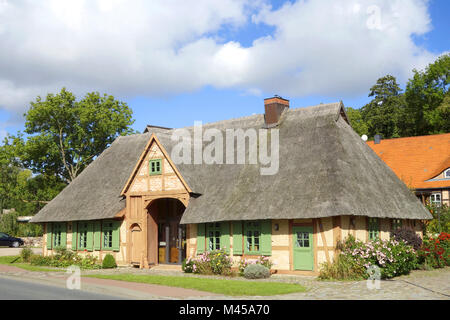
[
  {"left": 445, "top": 169, "right": 450, "bottom": 178},
  {"left": 149, "top": 159, "right": 162, "bottom": 175}
]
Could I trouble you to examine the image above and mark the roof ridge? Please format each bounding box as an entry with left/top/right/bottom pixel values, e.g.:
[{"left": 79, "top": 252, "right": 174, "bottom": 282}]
[{"left": 146, "top": 102, "right": 343, "bottom": 133}]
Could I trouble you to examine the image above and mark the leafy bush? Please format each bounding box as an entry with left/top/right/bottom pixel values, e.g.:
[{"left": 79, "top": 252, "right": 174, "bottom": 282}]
[
  {"left": 418, "top": 232, "right": 450, "bottom": 268},
  {"left": 182, "top": 258, "right": 195, "bottom": 273},
  {"left": 0, "top": 211, "right": 43, "bottom": 237},
  {"left": 243, "top": 264, "right": 271, "bottom": 279},
  {"left": 20, "top": 247, "right": 33, "bottom": 263},
  {"left": 182, "top": 249, "right": 233, "bottom": 276},
  {"left": 320, "top": 235, "right": 418, "bottom": 280},
  {"left": 30, "top": 254, "right": 52, "bottom": 266},
  {"left": 425, "top": 204, "right": 450, "bottom": 235},
  {"left": 238, "top": 256, "right": 273, "bottom": 276},
  {"left": 391, "top": 227, "right": 422, "bottom": 250},
  {"left": 102, "top": 254, "right": 117, "bottom": 269},
  {"left": 318, "top": 253, "right": 366, "bottom": 280}
]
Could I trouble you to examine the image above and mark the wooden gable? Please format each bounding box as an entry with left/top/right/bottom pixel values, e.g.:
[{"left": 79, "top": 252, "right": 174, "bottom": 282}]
[{"left": 121, "top": 135, "right": 191, "bottom": 195}]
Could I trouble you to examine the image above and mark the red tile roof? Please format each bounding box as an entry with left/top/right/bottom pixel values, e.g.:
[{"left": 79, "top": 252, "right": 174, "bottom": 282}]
[{"left": 367, "top": 133, "right": 450, "bottom": 189}]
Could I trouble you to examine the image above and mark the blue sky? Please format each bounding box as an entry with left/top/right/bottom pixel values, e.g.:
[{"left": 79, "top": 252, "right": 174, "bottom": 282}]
[{"left": 0, "top": 0, "right": 449, "bottom": 137}]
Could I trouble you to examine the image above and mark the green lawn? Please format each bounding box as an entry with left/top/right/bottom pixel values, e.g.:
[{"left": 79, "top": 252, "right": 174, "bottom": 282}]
[
  {"left": 0, "top": 256, "right": 64, "bottom": 272},
  {"left": 87, "top": 274, "right": 306, "bottom": 296}
]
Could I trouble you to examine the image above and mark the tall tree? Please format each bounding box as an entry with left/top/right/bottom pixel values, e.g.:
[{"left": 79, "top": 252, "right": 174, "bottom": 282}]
[
  {"left": 360, "top": 75, "right": 406, "bottom": 139},
  {"left": 404, "top": 53, "right": 450, "bottom": 136},
  {"left": 346, "top": 107, "right": 368, "bottom": 137},
  {"left": 17, "top": 88, "right": 135, "bottom": 182}
]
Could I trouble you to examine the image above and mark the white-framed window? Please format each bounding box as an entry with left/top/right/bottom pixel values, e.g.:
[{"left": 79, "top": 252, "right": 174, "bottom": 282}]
[
  {"left": 430, "top": 193, "right": 442, "bottom": 206},
  {"left": 445, "top": 169, "right": 450, "bottom": 179}
]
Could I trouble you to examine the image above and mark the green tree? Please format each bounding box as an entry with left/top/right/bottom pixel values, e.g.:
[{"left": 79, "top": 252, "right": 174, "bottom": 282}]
[
  {"left": 360, "top": 75, "right": 406, "bottom": 139},
  {"left": 404, "top": 53, "right": 450, "bottom": 136},
  {"left": 0, "top": 139, "right": 21, "bottom": 213},
  {"left": 346, "top": 107, "right": 368, "bottom": 137},
  {"left": 17, "top": 88, "right": 135, "bottom": 182}
]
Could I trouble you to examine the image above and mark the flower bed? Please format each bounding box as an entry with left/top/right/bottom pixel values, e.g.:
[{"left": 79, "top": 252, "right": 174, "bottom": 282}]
[
  {"left": 29, "top": 247, "right": 101, "bottom": 269},
  {"left": 182, "top": 250, "right": 273, "bottom": 277},
  {"left": 419, "top": 232, "right": 450, "bottom": 268},
  {"left": 182, "top": 249, "right": 234, "bottom": 276},
  {"left": 238, "top": 256, "right": 273, "bottom": 276}
]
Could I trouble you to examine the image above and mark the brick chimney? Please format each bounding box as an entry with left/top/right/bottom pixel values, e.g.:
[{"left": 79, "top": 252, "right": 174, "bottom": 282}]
[{"left": 264, "top": 96, "right": 290, "bottom": 127}]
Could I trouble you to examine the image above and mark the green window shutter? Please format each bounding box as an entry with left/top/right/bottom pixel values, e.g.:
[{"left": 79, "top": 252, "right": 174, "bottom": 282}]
[
  {"left": 86, "top": 222, "right": 94, "bottom": 251},
  {"left": 220, "top": 222, "right": 230, "bottom": 254},
  {"left": 94, "top": 221, "right": 101, "bottom": 251},
  {"left": 261, "top": 220, "right": 272, "bottom": 256},
  {"left": 112, "top": 221, "right": 121, "bottom": 252},
  {"left": 46, "top": 223, "right": 52, "bottom": 250},
  {"left": 197, "top": 223, "right": 205, "bottom": 254},
  {"left": 72, "top": 222, "right": 77, "bottom": 250},
  {"left": 60, "top": 223, "right": 67, "bottom": 248},
  {"left": 232, "top": 221, "right": 243, "bottom": 255}
]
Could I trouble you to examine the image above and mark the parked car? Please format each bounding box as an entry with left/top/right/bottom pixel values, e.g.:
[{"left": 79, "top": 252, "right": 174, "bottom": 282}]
[{"left": 0, "top": 232, "right": 24, "bottom": 248}]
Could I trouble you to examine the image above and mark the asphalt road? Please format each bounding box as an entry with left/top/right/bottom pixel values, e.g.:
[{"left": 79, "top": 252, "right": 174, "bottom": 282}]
[{"left": 0, "top": 276, "right": 123, "bottom": 300}]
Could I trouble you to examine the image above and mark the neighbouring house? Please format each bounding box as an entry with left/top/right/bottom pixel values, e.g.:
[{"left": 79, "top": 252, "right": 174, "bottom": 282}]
[
  {"left": 30, "top": 97, "right": 431, "bottom": 274},
  {"left": 367, "top": 134, "right": 450, "bottom": 207}
]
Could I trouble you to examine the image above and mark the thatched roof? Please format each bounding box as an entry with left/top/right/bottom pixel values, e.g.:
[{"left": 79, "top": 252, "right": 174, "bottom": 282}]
[{"left": 31, "top": 102, "right": 432, "bottom": 223}]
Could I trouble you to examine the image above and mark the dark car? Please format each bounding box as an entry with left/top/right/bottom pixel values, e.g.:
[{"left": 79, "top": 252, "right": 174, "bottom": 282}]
[{"left": 0, "top": 232, "right": 24, "bottom": 248}]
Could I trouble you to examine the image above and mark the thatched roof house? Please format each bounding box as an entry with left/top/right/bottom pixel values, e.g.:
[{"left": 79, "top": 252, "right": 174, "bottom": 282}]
[{"left": 32, "top": 97, "right": 431, "bottom": 274}]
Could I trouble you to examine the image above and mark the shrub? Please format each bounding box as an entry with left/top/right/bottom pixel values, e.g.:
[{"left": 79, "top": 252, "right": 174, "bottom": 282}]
[
  {"left": 318, "top": 254, "right": 366, "bottom": 280},
  {"left": 320, "top": 235, "right": 418, "bottom": 280},
  {"left": 182, "top": 258, "right": 195, "bottom": 273},
  {"left": 391, "top": 227, "right": 422, "bottom": 250},
  {"left": 30, "top": 254, "right": 52, "bottom": 266},
  {"left": 182, "top": 249, "right": 233, "bottom": 276},
  {"left": 425, "top": 204, "right": 450, "bottom": 235},
  {"left": 418, "top": 232, "right": 450, "bottom": 268},
  {"left": 20, "top": 247, "right": 33, "bottom": 263},
  {"left": 102, "top": 254, "right": 117, "bottom": 269},
  {"left": 243, "top": 264, "right": 271, "bottom": 279},
  {"left": 238, "top": 256, "right": 273, "bottom": 276}
]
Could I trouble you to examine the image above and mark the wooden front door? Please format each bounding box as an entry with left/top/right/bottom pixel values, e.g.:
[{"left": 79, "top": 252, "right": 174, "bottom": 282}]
[{"left": 293, "top": 226, "right": 314, "bottom": 271}]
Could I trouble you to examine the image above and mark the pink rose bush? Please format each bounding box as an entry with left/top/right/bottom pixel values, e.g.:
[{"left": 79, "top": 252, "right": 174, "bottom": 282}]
[{"left": 319, "top": 235, "right": 418, "bottom": 280}]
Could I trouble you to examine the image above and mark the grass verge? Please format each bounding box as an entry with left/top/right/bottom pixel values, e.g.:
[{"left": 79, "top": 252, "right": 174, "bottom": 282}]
[
  {"left": 86, "top": 273, "right": 306, "bottom": 296},
  {"left": 0, "top": 256, "right": 64, "bottom": 272}
]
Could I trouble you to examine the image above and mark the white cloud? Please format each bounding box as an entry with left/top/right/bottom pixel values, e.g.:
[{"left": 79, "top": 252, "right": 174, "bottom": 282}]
[{"left": 0, "top": 0, "right": 441, "bottom": 119}]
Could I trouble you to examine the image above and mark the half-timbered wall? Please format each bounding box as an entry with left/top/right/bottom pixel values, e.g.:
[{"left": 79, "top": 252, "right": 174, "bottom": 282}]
[
  {"left": 185, "top": 216, "right": 425, "bottom": 275},
  {"left": 43, "top": 220, "right": 127, "bottom": 265},
  {"left": 123, "top": 138, "right": 189, "bottom": 266}
]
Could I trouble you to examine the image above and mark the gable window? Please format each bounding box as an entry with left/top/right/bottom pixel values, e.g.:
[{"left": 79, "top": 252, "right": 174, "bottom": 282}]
[
  {"left": 206, "top": 223, "right": 221, "bottom": 251},
  {"left": 78, "top": 222, "right": 89, "bottom": 249},
  {"left": 430, "top": 193, "right": 441, "bottom": 207},
  {"left": 245, "top": 221, "right": 261, "bottom": 254},
  {"left": 368, "top": 218, "right": 379, "bottom": 241},
  {"left": 149, "top": 159, "right": 162, "bottom": 175},
  {"left": 53, "top": 223, "right": 63, "bottom": 248},
  {"left": 102, "top": 221, "right": 114, "bottom": 250},
  {"left": 445, "top": 169, "right": 450, "bottom": 179}
]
